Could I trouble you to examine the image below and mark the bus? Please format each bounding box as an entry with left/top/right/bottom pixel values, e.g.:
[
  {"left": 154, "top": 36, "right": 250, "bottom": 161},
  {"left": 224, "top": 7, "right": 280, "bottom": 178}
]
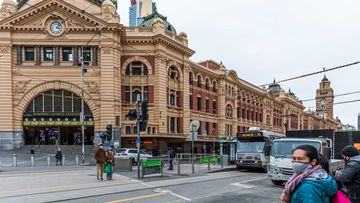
[{"left": 236, "top": 127, "right": 285, "bottom": 170}]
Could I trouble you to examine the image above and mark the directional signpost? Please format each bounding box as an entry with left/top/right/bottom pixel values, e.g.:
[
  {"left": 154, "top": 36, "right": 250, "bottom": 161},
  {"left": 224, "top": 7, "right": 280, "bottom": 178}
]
[{"left": 189, "top": 120, "right": 200, "bottom": 174}]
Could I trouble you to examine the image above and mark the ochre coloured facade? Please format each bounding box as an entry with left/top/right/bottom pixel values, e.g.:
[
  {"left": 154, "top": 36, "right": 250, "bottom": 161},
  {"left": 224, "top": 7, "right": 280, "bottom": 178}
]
[{"left": 0, "top": 0, "right": 340, "bottom": 153}]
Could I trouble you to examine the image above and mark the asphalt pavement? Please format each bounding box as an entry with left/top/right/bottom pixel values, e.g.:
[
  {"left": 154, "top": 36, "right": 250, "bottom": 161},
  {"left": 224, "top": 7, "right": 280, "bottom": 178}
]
[{"left": 0, "top": 166, "right": 283, "bottom": 203}]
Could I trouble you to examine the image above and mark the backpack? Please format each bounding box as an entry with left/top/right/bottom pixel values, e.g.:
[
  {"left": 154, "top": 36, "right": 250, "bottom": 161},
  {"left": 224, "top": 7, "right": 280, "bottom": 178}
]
[{"left": 331, "top": 190, "right": 351, "bottom": 203}]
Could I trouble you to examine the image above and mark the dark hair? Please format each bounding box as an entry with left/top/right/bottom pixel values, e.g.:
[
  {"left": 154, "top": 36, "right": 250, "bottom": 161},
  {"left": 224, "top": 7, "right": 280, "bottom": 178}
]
[
  {"left": 292, "top": 145, "right": 319, "bottom": 165},
  {"left": 318, "top": 154, "right": 330, "bottom": 174}
]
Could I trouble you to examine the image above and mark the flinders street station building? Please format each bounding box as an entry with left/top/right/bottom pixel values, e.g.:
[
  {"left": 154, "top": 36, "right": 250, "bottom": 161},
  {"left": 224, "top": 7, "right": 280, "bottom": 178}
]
[{"left": 0, "top": 0, "right": 340, "bottom": 154}]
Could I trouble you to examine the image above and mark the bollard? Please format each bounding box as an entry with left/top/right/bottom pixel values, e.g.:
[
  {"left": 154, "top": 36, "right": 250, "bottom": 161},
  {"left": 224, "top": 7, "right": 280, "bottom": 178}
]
[
  {"left": 208, "top": 156, "right": 210, "bottom": 171},
  {"left": 75, "top": 155, "right": 79, "bottom": 166},
  {"left": 177, "top": 154, "right": 180, "bottom": 175},
  {"left": 62, "top": 155, "right": 65, "bottom": 166},
  {"left": 47, "top": 154, "right": 51, "bottom": 167},
  {"left": 31, "top": 155, "right": 35, "bottom": 167},
  {"left": 12, "top": 154, "right": 17, "bottom": 167}
]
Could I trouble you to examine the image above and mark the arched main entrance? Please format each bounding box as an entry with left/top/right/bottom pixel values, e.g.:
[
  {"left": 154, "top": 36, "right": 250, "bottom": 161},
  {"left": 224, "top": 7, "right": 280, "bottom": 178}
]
[{"left": 23, "top": 90, "right": 94, "bottom": 145}]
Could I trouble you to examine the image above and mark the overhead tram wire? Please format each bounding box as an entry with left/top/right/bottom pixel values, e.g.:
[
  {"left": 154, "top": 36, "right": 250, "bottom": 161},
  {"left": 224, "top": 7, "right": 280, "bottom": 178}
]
[
  {"left": 302, "top": 90, "right": 360, "bottom": 102},
  {"left": 334, "top": 99, "right": 360, "bottom": 105},
  {"left": 260, "top": 61, "right": 360, "bottom": 87}
]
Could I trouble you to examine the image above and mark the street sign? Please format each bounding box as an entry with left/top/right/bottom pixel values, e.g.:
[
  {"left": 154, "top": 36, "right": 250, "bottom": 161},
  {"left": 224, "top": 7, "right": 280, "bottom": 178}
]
[
  {"left": 189, "top": 132, "right": 198, "bottom": 141},
  {"left": 190, "top": 120, "right": 200, "bottom": 131},
  {"left": 136, "top": 136, "right": 140, "bottom": 148},
  {"left": 141, "top": 160, "right": 163, "bottom": 177}
]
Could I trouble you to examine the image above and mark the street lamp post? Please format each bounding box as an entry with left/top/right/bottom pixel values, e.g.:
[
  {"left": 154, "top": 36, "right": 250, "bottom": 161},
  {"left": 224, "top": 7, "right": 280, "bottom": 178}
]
[{"left": 80, "top": 49, "right": 86, "bottom": 164}]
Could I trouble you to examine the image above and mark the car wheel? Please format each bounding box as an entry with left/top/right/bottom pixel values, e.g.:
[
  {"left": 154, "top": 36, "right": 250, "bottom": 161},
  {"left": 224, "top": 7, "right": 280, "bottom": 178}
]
[{"left": 271, "top": 180, "right": 284, "bottom": 186}]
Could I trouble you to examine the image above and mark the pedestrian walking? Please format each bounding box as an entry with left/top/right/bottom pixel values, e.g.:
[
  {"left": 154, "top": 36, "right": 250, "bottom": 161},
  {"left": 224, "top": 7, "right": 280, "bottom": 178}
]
[
  {"left": 55, "top": 148, "right": 62, "bottom": 165},
  {"left": 280, "top": 145, "right": 337, "bottom": 203},
  {"left": 335, "top": 145, "right": 360, "bottom": 203},
  {"left": 95, "top": 144, "right": 107, "bottom": 181},
  {"left": 105, "top": 149, "right": 115, "bottom": 180},
  {"left": 30, "top": 146, "right": 35, "bottom": 155},
  {"left": 168, "top": 147, "right": 175, "bottom": 170}
]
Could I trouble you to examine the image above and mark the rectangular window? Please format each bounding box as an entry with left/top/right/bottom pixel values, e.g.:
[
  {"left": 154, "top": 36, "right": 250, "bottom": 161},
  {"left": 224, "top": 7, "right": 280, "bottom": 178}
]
[
  {"left": 190, "top": 95, "right": 193, "bottom": 110},
  {"left": 133, "top": 126, "right": 138, "bottom": 134},
  {"left": 213, "top": 123, "right": 217, "bottom": 136},
  {"left": 176, "top": 91, "right": 180, "bottom": 107},
  {"left": 125, "top": 126, "right": 132, "bottom": 134},
  {"left": 132, "top": 67, "right": 141, "bottom": 75},
  {"left": 125, "top": 86, "right": 130, "bottom": 102},
  {"left": 82, "top": 47, "right": 91, "bottom": 62},
  {"left": 34, "top": 95, "right": 43, "bottom": 112},
  {"left": 170, "top": 117, "right": 176, "bottom": 133},
  {"left": 44, "top": 47, "right": 53, "bottom": 61},
  {"left": 198, "top": 121, "right": 202, "bottom": 134},
  {"left": 54, "top": 90, "right": 63, "bottom": 112},
  {"left": 205, "top": 99, "right": 209, "bottom": 112},
  {"left": 143, "top": 86, "right": 148, "bottom": 101},
  {"left": 25, "top": 47, "right": 35, "bottom": 61},
  {"left": 43, "top": 91, "right": 53, "bottom": 112},
  {"left": 62, "top": 47, "right": 73, "bottom": 61},
  {"left": 64, "top": 91, "right": 72, "bottom": 112},
  {"left": 213, "top": 101, "right": 216, "bottom": 114},
  {"left": 205, "top": 122, "right": 209, "bottom": 135},
  {"left": 197, "top": 97, "right": 201, "bottom": 111}
]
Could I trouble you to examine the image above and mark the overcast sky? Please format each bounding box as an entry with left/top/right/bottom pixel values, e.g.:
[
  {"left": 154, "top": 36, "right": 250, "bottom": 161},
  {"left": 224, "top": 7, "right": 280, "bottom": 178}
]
[
  {"left": 2, "top": 0, "right": 359, "bottom": 128},
  {"left": 117, "top": 0, "right": 360, "bottom": 128}
]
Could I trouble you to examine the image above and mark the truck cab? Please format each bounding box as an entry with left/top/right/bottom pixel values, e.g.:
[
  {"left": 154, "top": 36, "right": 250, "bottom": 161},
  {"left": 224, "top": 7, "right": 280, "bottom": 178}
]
[{"left": 267, "top": 137, "right": 344, "bottom": 185}]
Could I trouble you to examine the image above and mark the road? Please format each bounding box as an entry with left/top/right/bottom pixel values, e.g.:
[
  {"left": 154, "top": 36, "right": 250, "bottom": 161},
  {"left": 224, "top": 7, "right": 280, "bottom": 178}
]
[{"left": 0, "top": 167, "right": 283, "bottom": 203}]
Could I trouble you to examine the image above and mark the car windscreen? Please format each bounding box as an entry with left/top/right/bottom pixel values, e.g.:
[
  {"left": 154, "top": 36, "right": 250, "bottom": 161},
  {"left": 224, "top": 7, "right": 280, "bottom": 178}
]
[
  {"left": 116, "top": 149, "right": 126, "bottom": 153},
  {"left": 237, "top": 141, "right": 265, "bottom": 153},
  {"left": 271, "top": 141, "right": 321, "bottom": 158}
]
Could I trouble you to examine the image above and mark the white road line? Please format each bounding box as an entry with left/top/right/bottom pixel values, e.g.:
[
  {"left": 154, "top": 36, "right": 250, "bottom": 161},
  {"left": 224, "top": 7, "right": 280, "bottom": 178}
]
[
  {"left": 240, "top": 177, "right": 268, "bottom": 183},
  {"left": 230, "top": 183, "right": 254, "bottom": 189},
  {"left": 140, "top": 182, "right": 154, "bottom": 188},
  {"left": 230, "top": 177, "right": 268, "bottom": 188},
  {"left": 168, "top": 191, "right": 192, "bottom": 202}
]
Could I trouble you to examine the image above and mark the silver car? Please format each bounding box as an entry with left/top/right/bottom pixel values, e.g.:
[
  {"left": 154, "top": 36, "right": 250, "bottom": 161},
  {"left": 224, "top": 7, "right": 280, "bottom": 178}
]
[{"left": 115, "top": 148, "right": 152, "bottom": 161}]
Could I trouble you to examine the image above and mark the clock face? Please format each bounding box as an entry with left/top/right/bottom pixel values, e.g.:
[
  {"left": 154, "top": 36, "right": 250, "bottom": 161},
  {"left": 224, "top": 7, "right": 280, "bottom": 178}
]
[
  {"left": 50, "top": 21, "right": 62, "bottom": 35},
  {"left": 320, "top": 99, "right": 327, "bottom": 105}
]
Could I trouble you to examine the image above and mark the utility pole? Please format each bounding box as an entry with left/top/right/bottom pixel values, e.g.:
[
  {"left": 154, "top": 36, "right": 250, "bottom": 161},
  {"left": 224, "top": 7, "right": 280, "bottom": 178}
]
[
  {"left": 80, "top": 47, "right": 86, "bottom": 164},
  {"left": 136, "top": 97, "right": 141, "bottom": 179}
]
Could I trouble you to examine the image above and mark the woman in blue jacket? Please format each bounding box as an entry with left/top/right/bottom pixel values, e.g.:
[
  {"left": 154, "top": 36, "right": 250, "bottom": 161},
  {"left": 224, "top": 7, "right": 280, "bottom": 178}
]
[{"left": 280, "top": 145, "right": 338, "bottom": 203}]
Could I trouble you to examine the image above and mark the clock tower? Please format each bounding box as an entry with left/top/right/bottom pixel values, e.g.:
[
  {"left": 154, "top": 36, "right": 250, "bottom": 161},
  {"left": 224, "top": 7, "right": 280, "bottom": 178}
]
[{"left": 316, "top": 75, "right": 334, "bottom": 118}]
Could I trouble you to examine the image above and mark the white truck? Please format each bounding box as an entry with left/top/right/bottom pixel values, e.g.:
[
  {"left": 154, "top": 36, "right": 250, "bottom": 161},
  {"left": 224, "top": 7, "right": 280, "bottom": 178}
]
[{"left": 267, "top": 137, "right": 344, "bottom": 185}]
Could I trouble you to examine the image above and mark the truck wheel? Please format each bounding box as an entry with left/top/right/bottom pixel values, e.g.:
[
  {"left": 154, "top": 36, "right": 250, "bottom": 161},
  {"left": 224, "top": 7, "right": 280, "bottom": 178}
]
[{"left": 271, "top": 180, "right": 284, "bottom": 186}]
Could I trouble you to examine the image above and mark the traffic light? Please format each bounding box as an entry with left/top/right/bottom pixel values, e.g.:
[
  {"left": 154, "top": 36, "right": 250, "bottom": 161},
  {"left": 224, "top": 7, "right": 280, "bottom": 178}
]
[
  {"left": 100, "top": 133, "right": 106, "bottom": 143},
  {"left": 140, "top": 121, "right": 147, "bottom": 132},
  {"left": 106, "top": 124, "right": 112, "bottom": 141},
  {"left": 126, "top": 109, "right": 138, "bottom": 121},
  {"left": 141, "top": 100, "right": 148, "bottom": 121}
]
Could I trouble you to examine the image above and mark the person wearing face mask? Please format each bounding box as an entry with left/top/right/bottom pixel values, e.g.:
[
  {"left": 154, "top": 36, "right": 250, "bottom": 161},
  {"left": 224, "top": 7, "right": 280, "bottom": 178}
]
[
  {"left": 335, "top": 145, "right": 360, "bottom": 203},
  {"left": 280, "top": 145, "right": 338, "bottom": 203}
]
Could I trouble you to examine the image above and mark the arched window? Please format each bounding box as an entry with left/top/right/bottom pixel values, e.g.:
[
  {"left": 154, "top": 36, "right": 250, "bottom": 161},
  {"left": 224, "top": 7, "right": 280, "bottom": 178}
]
[
  {"left": 25, "top": 90, "right": 91, "bottom": 115},
  {"left": 132, "top": 88, "right": 142, "bottom": 102},
  {"left": 197, "top": 75, "right": 202, "bottom": 88},
  {"left": 125, "top": 61, "right": 149, "bottom": 76},
  {"left": 205, "top": 78, "right": 209, "bottom": 90},
  {"left": 189, "top": 72, "right": 193, "bottom": 85},
  {"left": 226, "top": 104, "right": 233, "bottom": 118},
  {"left": 213, "top": 81, "right": 217, "bottom": 93},
  {"left": 169, "top": 66, "right": 179, "bottom": 80}
]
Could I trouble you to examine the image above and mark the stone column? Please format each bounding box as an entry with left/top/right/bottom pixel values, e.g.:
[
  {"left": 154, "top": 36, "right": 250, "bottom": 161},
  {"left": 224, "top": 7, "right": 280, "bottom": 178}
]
[
  {"left": 35, "top": 46, "right": 41, "bottom": 65},
  {"left": 16, "top": 45, "right": 22, "bottom": 65},
  {"left": 154, "top": 53, "right": 168, "bottom": 134},
  {"left": 54, "top": 46, "right": 60, "bottom": 66},
  {"left": 73, "top": 47, "right": 79, "bottom": 66}
]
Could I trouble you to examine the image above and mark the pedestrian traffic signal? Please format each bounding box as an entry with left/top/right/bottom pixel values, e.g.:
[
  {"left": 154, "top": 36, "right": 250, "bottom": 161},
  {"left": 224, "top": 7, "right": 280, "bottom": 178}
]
[
  {"left": 141, "top": 100, "right": 148, "bottom": 121},
  {"left": 126, "top": 109, "right": 138, "bottom": 121},
  {"left": 106, "top": 124, "right": 112, "bottom": 141}
]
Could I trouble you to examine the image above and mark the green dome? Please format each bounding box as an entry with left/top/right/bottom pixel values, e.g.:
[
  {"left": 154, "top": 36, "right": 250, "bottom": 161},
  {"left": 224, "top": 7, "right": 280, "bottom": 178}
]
[
  {"left": 268, "top": 81, "right": 281, "bottom": 94},
  {"left": 139, "top": 12, "right": 177, "bottom": 34}
]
